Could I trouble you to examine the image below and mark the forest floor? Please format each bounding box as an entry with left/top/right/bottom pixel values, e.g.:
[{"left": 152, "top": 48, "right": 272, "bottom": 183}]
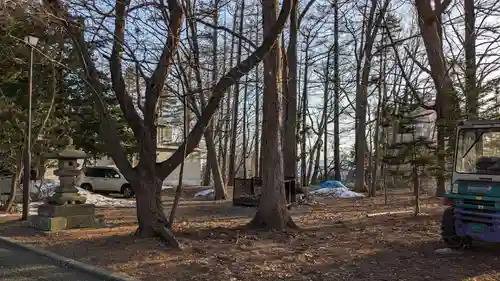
[{"left": 0, "top": 189, "right": 499, "bottom": 281}]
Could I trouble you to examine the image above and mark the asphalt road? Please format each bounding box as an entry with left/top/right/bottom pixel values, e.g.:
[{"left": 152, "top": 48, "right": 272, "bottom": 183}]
[{"left": 0, "top": 241, "right": 105, "bottom": 281}]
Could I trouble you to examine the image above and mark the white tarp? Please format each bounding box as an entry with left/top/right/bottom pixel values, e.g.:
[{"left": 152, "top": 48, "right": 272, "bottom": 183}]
[{"left": 194, "top": 189, "right": 214, "bottom": 198}]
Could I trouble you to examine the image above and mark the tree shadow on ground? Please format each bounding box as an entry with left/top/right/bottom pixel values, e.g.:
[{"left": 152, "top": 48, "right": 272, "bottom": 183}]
[
  {"left": 0, "top": 219, "right": 42, "bottom": 237},
  {"left": 1, "top": 202, "right": 498, "bottom": 281},
  {"left": 31, "top": 228, "right": 500, "bottom": 281},
  {"left": 166, "top": 201, "right": 257, "bottom": 221},
  {"left": 305, "top": 240, "right": 500, "bottom": 281}
]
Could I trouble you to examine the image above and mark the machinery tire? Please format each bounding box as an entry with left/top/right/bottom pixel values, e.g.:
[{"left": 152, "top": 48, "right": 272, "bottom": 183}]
[{"left": 441, "top": 207, "right": 468, "bottom": 249}]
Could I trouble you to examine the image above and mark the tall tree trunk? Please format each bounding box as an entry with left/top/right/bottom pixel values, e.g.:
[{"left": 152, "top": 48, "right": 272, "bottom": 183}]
[
  {"left": 217, "top": 11, "right": 228, "bottom": 165},
  {"left": 322, "top": 49, "right": 332, "bottom": 180},
  {"left": 333, "top": 0, "right": 340, "bottom": 180},
  {"left": 354, "top": 0, "right": 389, "bottom": 192},
  {"left": 366, "top": 114, "right": 373, "bottom": 188},
  {"left": 306, "top": 142, "right": 315, "bottom": 185},
  {"left": 283, "top": 0, "right": 298, "bottom": 183},
  {"left": 249, "top": 0, "right": 295, "bottom": 229},
  {"left": 254, "top": 68, "right": 261, "bottom": 178},
  {"left": 202, "top": 163, "right": 211, "bottom": 185},
  {"left": 133, "top": 120, "right": 180, "bottom": 247},
  {"left": 228, "top": 0, "right": 245, "bottom": 185},
  {"left": 205, "top": 130, "right": 227, "bottom": 199},
  {"left": 254, "top": 14, "right": 261, "bottom": 179},
  {"left": 300, "top": 46, "right": 310, "bottom": 189},
  {"left": 464, "top": 0, "right": 481, "bottom": 157},
  {"left": 415, "top": 0, "right": 461, "bottom": 196},
  {"left": 370, "top": 34, "right": 387, "bottom": 197},
  {"left": 413, "top": 164, "right": 420, "bottom": 215},
  {"left": 295, "top": 50, "right": 304, "bottom": 180},
  {"left": 311, "top": 142, "right": 322, "bottom": 184},
  {"left": 222, "top": 8, "right": 238, "bottom": 183},
  {"left": 206, "top": 0, "right": 226, "bottom": 199},
  {"left": 242, "top": 74, "right": 248, "bottom": 179}
]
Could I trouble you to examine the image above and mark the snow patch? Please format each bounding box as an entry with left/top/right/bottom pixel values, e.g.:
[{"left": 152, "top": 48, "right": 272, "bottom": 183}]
[
  {"left": 14, "top": 179, "right": 137, "bottom": 215},
  {"left": 435, "top": 248, "right": 460, "bottom": 255},
  {"left": 76, "top": 187, "right": 136, "bottom": 208}
]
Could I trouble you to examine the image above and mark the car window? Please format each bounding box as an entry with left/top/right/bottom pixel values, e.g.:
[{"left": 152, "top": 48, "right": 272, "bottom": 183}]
[
  {"left": 105, "top": 169, "right": 121, "bottom": 179},
  {"left": 85, "top": 168, "right": 107, "bottom": 178},
  {"left": 84, "top": 168, "right": 94, "bottom": 177}
]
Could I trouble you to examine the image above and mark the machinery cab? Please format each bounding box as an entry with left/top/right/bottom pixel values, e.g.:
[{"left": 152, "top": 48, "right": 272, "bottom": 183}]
[
  {"left": 443, "top": 120, "right": 500, "bottom": 246},
  {"left": 449, "top": 120, "right": 500, "bottom": 199}
]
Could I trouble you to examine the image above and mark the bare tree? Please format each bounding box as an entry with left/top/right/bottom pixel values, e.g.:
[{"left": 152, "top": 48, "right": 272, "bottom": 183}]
[
  {"left": 415, "top": 0, "right": 461, "bottom": 196},
  {"left": 354, "top": 0, "right": 390, "bottom": 192},
  {"left": 44, "top": 0, "right": 293, "bottom": 245},
  {"left": 249, "top": 0, "right": 295, "bottom": 230}
]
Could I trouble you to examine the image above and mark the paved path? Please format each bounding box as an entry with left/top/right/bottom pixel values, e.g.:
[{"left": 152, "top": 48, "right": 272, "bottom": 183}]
[{"left": 0, "top": 240, "right": 104, "bottom": 281}]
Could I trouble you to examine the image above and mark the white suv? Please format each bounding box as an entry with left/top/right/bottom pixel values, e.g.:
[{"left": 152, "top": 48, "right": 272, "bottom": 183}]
[{"left": 77, "top": 166, "right": 134, "bottom": 198}]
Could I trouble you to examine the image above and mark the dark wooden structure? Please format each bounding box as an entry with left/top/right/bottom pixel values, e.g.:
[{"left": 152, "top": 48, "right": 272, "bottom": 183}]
[{"left": 232, "top": 177, "right": 297, "bottom": 207}]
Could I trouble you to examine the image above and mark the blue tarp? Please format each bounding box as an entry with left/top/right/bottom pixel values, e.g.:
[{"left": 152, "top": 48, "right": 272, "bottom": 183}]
[
  {"left": 311, "top": 180, "right": 365, "bottom": 198},
  {"left": 319, "top": 180, "right": 346, "bottom": 189}
]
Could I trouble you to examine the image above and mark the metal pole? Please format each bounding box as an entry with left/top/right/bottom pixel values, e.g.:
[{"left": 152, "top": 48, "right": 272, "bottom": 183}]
[{"left": 22, "top": 46, "right": 33, "bottom": 220}]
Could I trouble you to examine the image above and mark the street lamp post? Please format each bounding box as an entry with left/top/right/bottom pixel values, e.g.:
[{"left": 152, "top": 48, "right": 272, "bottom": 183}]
[{"left": 22, "top": 35, "right": 38, "bottom": 221}]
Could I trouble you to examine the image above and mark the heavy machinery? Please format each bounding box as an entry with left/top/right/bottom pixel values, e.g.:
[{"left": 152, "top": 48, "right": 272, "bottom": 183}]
[{"left": 442, "top": 120, "right": 500, "bottom": 248}]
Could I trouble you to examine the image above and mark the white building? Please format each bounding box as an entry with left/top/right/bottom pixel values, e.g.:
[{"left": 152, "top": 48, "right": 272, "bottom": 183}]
[
  {"left": 384, "top": 106, "right": 436, "bottom": 145},
  {"left": 383, "top": 106, "right": 437, "bottom": 174},
  {"left": 41, "top": 122, "right": 204, "bottom": 187},
  {"left": 92, "top": 123, "right": 204, "bottom": 186}
]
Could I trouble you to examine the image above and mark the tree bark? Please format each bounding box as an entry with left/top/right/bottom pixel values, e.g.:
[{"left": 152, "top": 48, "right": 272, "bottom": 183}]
[
  {"left": 254, "top": 7, "right": 261, "bottom": 179},
  {"left": 354, "top": 0, "right": 390, "bottom": 192},
  {"left": 228, "top": 0, "right": 245, "bottom": 185},
  {"left": 306, "top": 141, "right": 316, "bottom": 185},
  {"left": 370, "top": 36, "right": 387, "bottom": 197},
  {"left": 242, "top": 75, "right": 249, "bottom": 179},
  {"left": 311, "top": 142, "right": 322, "bottom": 184},
  {"left": 333, "top": 0, "right": 340, "bottom": 181},
  {"left": 223, "top": 9, "right": 239, "bottom": 183},
  {"left": 249, "top": 0, "right": 295, "bottom": 230},
  {"left": 205, "top": 130, "right": 227, "bottom": 199},
  {"left": 464, "top": 0, "right": 476, "bottom": 119},
  {"left": 183, "top": 0, "right": 226, "bottom": 197},
  {"left": 415, "top": 0, "right": 461, "bottom": 196},
  {"left": 300, "top": 46, "right": 310, "bottom": 189},
  {"left": 322, "top": 48, "right": 332, "bottom": 181},
  {"left": 282, "top": 0, "right": 298, "bottom": 182},
  {"left": 202, "top": 163, "right": 211, "bottom": 186},
  {"left": 134, "top": 176, "right": 180, "bottom": 247}
]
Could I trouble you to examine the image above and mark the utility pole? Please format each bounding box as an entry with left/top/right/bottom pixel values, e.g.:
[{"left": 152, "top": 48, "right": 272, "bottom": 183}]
[{"left": 22, "top": 35, "right": 38, "bottom": 220}]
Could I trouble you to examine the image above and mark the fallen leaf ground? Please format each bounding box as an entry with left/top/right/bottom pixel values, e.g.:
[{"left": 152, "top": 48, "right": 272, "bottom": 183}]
[{"left": 1, "top": 189, "right": 499, "bottom": 281}]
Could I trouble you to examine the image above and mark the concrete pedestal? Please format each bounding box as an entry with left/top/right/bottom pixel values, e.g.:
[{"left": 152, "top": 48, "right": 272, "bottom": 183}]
[{"left": 29, "top": 203, "right": 97, "bottom": 231}]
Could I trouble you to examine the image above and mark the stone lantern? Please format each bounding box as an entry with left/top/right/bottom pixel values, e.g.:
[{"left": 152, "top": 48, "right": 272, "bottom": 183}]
[{"left": 29, "top": 137, "right": 97, "bottom": 231}]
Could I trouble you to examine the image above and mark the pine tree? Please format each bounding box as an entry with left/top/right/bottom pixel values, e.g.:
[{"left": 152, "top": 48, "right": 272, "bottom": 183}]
[{"left": 383, "top": 104, "right": 436, "bottom": 215}]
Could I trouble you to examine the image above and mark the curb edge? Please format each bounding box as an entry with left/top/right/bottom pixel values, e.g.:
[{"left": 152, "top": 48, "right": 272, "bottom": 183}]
[{"left": 0, "top": 236, "right": 141, "bottom": 281}]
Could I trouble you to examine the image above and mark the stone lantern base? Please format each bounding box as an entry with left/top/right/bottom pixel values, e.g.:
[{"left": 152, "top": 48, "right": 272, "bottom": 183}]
[{"left": 29, "top": 203, "right": 98, "bottom": 231}]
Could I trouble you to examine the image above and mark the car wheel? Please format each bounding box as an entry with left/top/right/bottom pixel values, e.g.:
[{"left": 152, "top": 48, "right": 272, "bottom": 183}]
[
  {"left": 121, "top": 184, "right": 134, "bottom": 198},
  {"left": 81, "top": 183, "right": 94, "bottom": 192}
]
